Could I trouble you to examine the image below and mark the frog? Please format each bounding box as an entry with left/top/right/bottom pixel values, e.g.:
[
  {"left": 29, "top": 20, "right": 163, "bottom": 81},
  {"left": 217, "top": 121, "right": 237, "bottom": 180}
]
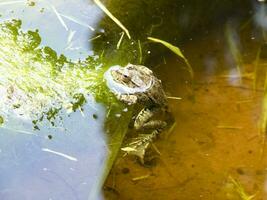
[{"left": 104, "top": 63, "right": 171, "bottom": 163}]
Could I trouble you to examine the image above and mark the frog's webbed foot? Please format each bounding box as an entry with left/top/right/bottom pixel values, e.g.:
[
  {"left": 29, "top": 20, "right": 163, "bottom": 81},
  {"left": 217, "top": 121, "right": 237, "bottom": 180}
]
[{"left": 121, "top": 130, "right": 159, "bottom": 164}]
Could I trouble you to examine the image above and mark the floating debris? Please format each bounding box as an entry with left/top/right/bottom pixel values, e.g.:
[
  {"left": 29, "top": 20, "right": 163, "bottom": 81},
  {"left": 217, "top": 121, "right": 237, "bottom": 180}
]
[
  {"left": 167, "top": 96, "right": 182, "bottom": 100},
  {"left": 50, "top": 5, "right": 68, "bottom": 31},
  {"left": 42, "top": 148, "right": 78, "bottom": 161},
  {"left": 60, "top": 13, "right": 95, "bottom": 31},
  {"left": 132, "top": 174, "right": 150, "bottom": 182}
]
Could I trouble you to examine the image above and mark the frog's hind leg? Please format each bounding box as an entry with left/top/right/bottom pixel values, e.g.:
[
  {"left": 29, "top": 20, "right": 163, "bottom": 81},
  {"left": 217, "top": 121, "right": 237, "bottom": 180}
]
[
  {"left": 134, "top": 107, "right": 160, "bottom": 130},
  {"left": 127, "top": 107, "right": 169, "bottom": 164},
  {"left": 134, "top": 107, "right": 167, "bottom": 131},
  {"left": 142, "top": 120, "right": 167, "bottom": 130}
]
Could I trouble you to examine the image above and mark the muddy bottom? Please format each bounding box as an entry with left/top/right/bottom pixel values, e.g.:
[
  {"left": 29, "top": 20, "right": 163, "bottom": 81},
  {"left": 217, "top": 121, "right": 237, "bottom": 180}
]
[{"left": 104, "top": 25, "right": 267, "bottom": 200}]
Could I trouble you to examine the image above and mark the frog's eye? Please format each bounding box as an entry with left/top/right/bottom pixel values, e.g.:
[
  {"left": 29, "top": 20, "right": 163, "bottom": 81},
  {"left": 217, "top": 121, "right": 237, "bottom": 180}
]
[{"left": 121, "top": 70, "right": 130, "bottom": 78}]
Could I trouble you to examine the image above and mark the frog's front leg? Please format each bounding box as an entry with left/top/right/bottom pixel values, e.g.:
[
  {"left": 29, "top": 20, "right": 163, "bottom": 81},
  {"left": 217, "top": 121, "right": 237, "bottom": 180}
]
[
  {"left": 134, "top": 107, "right": 166, "bottom": 130},
  {"left": 116, "top": 94, "right": 138, "bottom": 105}
]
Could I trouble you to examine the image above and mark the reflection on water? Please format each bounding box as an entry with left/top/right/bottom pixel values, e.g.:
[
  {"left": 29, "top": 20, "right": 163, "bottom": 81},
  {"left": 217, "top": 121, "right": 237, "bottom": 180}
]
[
  {"left": 0, "top": 0, "right": 103, "bottom": 60},
  {"left": 0, "top": 101, "right": 107, "bottom": 200},
  {"left": 3, "top": 0, "right": 267, "bottom": 199},
  {"left": 0, "top": 1, "right": 119, "bottom": 200}
]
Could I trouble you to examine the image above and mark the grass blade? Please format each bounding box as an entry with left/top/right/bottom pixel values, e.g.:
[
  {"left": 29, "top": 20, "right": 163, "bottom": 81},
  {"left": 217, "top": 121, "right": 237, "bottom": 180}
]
[
  {"left": 229, "top": 176, "right": 256, "bottom": 200},
  {"left": 94, "top": 0, "right": 131, "bottom": 39},
  {"left": 147, "top": 37, "right": 193, "bottom": 78},
  {"left": 116, "top": 32, "right": 124, "bottom": 49}
]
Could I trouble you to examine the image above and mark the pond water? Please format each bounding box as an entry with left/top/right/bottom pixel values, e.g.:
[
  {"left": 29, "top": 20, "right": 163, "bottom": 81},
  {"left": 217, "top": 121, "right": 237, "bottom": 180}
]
[
  {"left": 104, "top": 3, "right": 267, "bottom": 200},
  {"left": 2, "top": 0, "right": 267, "bottom": 200}
]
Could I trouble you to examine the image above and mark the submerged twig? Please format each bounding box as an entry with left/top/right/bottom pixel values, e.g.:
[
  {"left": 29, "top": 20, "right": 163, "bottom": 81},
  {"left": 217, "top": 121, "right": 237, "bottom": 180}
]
[
  {"left": 42, "top": 148, "right": 78, "bottom": 162},
  {"left": 116, "top": 32, "right": 124, "bottom": 50},
  {"left": 167, "top": 96, "right": 182, "bottom": 100},
  {"left": 88, "top": 35, "right": 102, "bottom": 42},
  {"left": 67, "top": 30, "right": 76, "bottom": 44},
  {"left": 138, "top": 40, "right": 142, "bottom": 64},
  {"left": 165, "top": 121, "right": 176, "bottom": 139},
  {"left": 60, "top": 13, "right": 95, "bottom": 31},
  {"left": 50, "top": 5, "right": 68, "bottom": 31},
  {"left": 152, "top": 143, "right": 161, "bottom": 155},
  {"left": 93, "top": 0, "right": 131, "bottom": 39},
  {"left": 216, "top": 125, "right": 243, "bottom": 130},
  {"left": 168, "top": 122, "right": 176, "bottom": 134},
  {"left": 132, "top": 174, "right": 150, "bottom": 182}
]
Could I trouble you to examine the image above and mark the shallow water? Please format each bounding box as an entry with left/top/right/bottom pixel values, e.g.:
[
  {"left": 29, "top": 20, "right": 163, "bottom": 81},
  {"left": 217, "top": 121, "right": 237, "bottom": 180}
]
[
  {"left": 1, "top": 1, "right": 267, "bottom": 199},
  {"left": 104, "top": 21, "right": 267, "bottom": 199},
  {"left": 0, "top": 1, "right": 126, "bottom": 199}
]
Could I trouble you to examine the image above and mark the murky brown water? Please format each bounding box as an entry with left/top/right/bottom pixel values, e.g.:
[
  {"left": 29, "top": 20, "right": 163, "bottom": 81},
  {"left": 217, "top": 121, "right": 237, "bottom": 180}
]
[{"left": 103, "top": 21, "right": 267, "bottom": 199}]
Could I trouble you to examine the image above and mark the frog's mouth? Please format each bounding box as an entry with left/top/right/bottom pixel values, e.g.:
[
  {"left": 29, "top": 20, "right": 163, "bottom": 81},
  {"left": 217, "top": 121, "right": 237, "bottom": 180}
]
[{"left": 104, "top": 65, "right": 153, "bottom": 95}]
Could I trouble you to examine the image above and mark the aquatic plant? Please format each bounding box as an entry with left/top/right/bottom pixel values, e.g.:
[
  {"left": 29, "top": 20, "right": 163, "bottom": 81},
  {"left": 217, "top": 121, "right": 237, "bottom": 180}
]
[
  {"left": 0, "top": 19, "right": 125, "bottom": 125},
  {"left": 0, "top": 19, "right": 134, "bottom": 193},
  {"left": 225, "top": 23, "right": 243, "bottom": 83},
  {"left": 228, "top": 176, "right": 256, "bottom": 200},
  {"left": 94, "top": 0, "right": 131, "bottom": 39},
  {"left": 147, "top": 36, "right": 194, "bottom": 79}
]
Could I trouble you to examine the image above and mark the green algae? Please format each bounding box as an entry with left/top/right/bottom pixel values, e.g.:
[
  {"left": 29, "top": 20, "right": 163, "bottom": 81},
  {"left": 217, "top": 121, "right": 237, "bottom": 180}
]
[
  {"left": 0, "top": 115, "right": 3, "bottom": 125},
  {"left": 0, "top": 19, "right": 134, "bottom": 187},
  {"left": 27, "top": 1, "right": 36, "bottom": 7},
  {"left": 0, "top": 19, "right": 126, "bottom": 127}
]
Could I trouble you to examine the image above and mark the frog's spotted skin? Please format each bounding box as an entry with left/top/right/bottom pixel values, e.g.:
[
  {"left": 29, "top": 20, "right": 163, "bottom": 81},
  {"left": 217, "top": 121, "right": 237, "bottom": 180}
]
[{"left": 104, "top": 63, "right": 170, "bottom": 163}]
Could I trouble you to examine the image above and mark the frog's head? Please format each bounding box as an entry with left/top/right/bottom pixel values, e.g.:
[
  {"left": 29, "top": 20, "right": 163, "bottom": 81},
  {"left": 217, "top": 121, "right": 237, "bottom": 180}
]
[
  {"left": 110, "top": 66, "right": 133, "bottom": 86},
  {"left": 110, "top": 64, "right": 152, "bottom": 89},
  {"left": 104, "top": 64, "right": 153, "bottom": 95}
]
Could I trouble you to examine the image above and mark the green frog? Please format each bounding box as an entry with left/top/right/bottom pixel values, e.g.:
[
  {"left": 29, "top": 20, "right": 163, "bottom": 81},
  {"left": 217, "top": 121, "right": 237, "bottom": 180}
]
[{"left": 104, "top": 63, "right": 171, "bottom": 163}]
